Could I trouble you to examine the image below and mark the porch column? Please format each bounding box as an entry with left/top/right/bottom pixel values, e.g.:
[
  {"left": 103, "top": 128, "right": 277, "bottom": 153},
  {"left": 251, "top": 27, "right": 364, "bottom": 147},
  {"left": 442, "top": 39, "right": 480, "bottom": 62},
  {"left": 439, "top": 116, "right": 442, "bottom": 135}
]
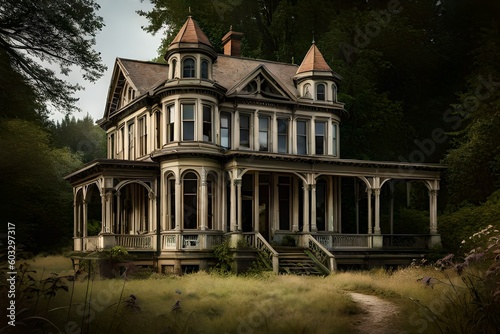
[
  {"left": 429, "top": 189, "right": 438, "bottom": 234},
  {"left": 254, "top": 173, "right": 260, "bottom": 233},
  {"left": 337, "top": 177, "right": 342, "bottom": 233},
  {"left": 148, "top": 191, "right": 156, "bottom": 232},
  {"left": 310, "top": 184, "right": 317, "bottom": 232},
  {"left": 327, "top": 176, "right": 334, "bottom": 232},
  {"left": 116, "top": 192, "right": 121, "bottom": 234},
  {"left": 82, "top": 200, "right": 88, "bottom": 238},
  {"left": 175, "top": 175, "right": 181, "bottom": 231},
  {"left": 389, "top": 181, "right": 395, "bottom": 235},
  {"left": 200, "top": 168, "right": 207, "bottom": 231},
  {"left": 292, "top": 179, "right": 299, "bottom": 232},
  {"left": 355, "top": 178, "right": 359, "bottom": 234},
  {"left": 230, "top": 177, "right": 237, "bottom": 232},
  {"left": 104, "top": 192, "right": 113, "bottom": 233},
  {"left": 101, "top": 191, "right": 106, "bottom": 233},
  {"left": 73, "top": 198, "right": 78, "bottom": 237},
  {"left": 236, "top": 179, "right": 242, "bottom": 231},
  {"left": 374, "top": 188, "right": 381, "bottom": 235},
  {"left": 302, "top": 182, "right": 310, "bottom": 233},
  {"left": 367, "top": 188, "right": 372, "bottom": 234}
]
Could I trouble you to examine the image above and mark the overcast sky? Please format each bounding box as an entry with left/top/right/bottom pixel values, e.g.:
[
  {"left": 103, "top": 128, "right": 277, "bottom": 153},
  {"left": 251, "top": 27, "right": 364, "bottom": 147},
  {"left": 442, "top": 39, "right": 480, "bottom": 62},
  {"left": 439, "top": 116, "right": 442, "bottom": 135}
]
[{"left": 50, "top": 0, "right": 164, "bottom": 123}]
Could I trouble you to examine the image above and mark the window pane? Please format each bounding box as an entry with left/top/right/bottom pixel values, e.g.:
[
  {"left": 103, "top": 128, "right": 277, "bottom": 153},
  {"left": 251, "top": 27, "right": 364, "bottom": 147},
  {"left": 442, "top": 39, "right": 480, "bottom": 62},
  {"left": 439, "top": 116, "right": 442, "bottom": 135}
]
[
  {"left": 220, "top": 113, "right": 231, "bottom": 148},
  {"left": 201, "top": 60, "right": 208, "bottom": 79},
  {"left": 278, "top": 119, "right": 288, "bottom": 153},
  {"left": 315, "top": 122, "right": 325, "bottom": 155},
  {"left": 183, "top": 58, "right": 195, "bottom": 78},
  {"left": 183, "top": 173, "right": 197, "bottom": 229},
  {"left": 203, "top": 105, "right": 212, "bottom": 142},
  {"left": 259, "top": 116, "right": 269, "bottom": 151},
  {"left": 317, "top": 84, "right": 325, "bottom": 101},
  {"left": 240, "top": 115, "right": 250, "bottom": 147},
  {"left": 183, "top": 122, "right": 194, "bottom": 140},
  {"left": 183, "top": 104, "right": 194, "bottom": 120},
  {"left": 297, "top": 121, "right": 307, "bottom": 155}
]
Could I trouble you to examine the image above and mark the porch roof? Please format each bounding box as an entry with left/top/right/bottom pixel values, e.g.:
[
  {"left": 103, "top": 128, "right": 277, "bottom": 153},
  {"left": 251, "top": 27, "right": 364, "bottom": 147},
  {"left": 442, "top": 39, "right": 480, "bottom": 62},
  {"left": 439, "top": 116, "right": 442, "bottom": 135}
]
[{"left": 64, "top": 159, "right": 159, "bottom": 185}]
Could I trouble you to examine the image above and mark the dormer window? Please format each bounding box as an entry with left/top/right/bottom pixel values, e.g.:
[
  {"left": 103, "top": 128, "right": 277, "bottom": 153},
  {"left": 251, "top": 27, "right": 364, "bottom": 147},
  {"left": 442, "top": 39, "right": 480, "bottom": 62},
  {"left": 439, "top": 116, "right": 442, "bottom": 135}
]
[
  {"left": 183, "top": 58, "right": 196, "bottom": 78},
  {"left": 316, "top": 83, "right": 326, "bottom": 101},
  {"left": 201, "top": 60, "right": 209, "bottom": 79}
]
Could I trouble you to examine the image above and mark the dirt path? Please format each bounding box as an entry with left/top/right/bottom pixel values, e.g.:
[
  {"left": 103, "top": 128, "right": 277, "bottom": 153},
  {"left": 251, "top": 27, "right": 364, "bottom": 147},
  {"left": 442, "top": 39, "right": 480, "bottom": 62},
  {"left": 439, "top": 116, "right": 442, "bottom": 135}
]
[{"left": 348, "top": 292, "right": 400, "bottom": 334}]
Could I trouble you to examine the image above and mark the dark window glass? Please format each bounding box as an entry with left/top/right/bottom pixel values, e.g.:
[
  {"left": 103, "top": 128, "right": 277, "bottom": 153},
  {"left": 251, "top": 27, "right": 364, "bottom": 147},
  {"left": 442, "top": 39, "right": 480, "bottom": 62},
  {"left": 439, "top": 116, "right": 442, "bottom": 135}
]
[
  {"left": 201, "top": 60, "right": 209, "bottom": 79},
  {"left": 183, "top": 58, "right": 195, "bottom": 78},
  {"left": 182, "top": 104, "right": 195, "bottom": 141},
  {"left": 278, "top": 118, "right": 288, "bottom": 153},
  {"left": 317, "top": 84, "right": 325, "bottom": 101},
  {"left": 297, "top": 121, "right": 307, "bottom": 155},
  {"left": 203, "top": 105, "right": 212, "bottom": 142},
  {"left": 315, "top": 122, "right": 325, "bottom": 155},
  {"left": 220, "top": 113, "right": 231, "bottom": 148},
  {"left": 259, "top": 116, "right": 269, "bottom": 151},
  {"left": 183, "top": 172, "right": 197, "bottom": 229},
  {"left": 240, "top": 114, "right": 250, "bottom": 148}
]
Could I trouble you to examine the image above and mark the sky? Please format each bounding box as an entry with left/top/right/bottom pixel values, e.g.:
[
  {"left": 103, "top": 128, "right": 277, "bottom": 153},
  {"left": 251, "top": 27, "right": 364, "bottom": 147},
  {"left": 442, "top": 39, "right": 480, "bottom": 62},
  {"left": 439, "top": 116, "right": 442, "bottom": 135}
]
[{"left": 50, "top": 0, "right": 164, "bottom": 123}]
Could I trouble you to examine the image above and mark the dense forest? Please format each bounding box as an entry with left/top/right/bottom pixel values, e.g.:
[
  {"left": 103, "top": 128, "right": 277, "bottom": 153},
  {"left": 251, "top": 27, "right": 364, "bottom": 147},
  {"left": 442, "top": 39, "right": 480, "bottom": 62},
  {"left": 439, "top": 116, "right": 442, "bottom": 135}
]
[{"left": 1, "top": 0, "right": 499, "bottom": 255}]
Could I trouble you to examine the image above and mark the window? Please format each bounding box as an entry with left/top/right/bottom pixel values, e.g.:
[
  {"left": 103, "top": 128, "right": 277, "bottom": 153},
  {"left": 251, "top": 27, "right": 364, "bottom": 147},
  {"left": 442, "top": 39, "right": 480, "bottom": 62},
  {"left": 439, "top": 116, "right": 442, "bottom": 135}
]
[
  {"left": 182, "top": 103, "right": 195, "bottom": 141},
  {"left": 240, "top": 114, "right": 250, "bottom": 148},
  {"left": 317, "top": 83, "right": 326, "bottom": 101},
  {"left": 139, "top": 116, "right": 147, "bottom": 156},
  {"left": 303, "top": 84, "right": 311, "bottom": 98},
  {"left": 278, "top": 118, "right": 288, "bottom": 153},
  {"left": 183, "top": 58, "right": 195, "bottom": 78},
  {"left": 316, "top": 179, "right": 327, "bottom": 231},
  {"left": 201, "top": 60, "right": 209, "bottom": 79},
  {"left": 171, "top": 59, "right": 177, "bottom": 79},
  {"left": 203, "top": 105, "right": 212, "bottom": 142},
  {"left": 315, "top": 121, "right": 325, "bottom": 155},
  {"left": 220, "top": 113, "right": 231, "bottom": 148},
  {"left": 109, "top": 133, "right": 115, "bottom": 158},
  {"left": 155, "top": 111, "right": 162, "bottom": 148},
  {"left": 168, "top": 177, "right": 176, "bottom": 229},
  {"left": 207, "top": 174, "right": 215, "bottom": 230},
  {"left": 258, "top": 116, "right": 270, "bottom": 151},
  {"left": 167, "top": 105, "right": 175, "bottom": 143},
  {"left": 118, "top": 126, "right": 125, "bottom": 159},
  {"left": 183, "top": 172, "right": 198, "bottom": 229},
  {"left": 332, "top": 83, "right": 337, "bottom": 102},
  {"left": 332, "top": 122, "right": 338, "bottom": 157},
  {"left": 297, "top": 120, "right": 308, "bottom": 155},
  {"left": 128, "top": 123, "right": 135, "bottom": 159}
]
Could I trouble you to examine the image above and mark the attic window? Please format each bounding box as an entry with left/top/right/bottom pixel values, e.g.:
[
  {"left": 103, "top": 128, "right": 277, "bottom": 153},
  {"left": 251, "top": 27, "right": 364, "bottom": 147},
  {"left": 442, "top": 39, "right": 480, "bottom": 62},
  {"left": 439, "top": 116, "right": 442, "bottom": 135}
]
[
  {"left": 243, "top": 80, "right": 257, "bottom": 93},
  {"left": 201, "top": 60, "right": 209, "bottom": 79},
  {"left": 316, "top": 83, "right": 326, "bottom": 101}
]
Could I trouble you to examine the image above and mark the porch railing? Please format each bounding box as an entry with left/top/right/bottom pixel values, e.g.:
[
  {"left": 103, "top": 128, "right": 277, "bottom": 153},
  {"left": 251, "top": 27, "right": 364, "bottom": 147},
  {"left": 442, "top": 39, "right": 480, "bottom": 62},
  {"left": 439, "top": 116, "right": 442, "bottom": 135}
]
[
  {"left": 306, "top": 235, "right": 336, "bottom": 273},
  {"left": 115, "top": 234, "right": 155, "bottom": 250},
  {"left": 313, "top": 234, "right": 432, "bottom": 250},
  {"left": 244, "top": 232, "right": 279, "bottom": 273},
  {"left": 160, "top": 231, "right": 224, "bottom": 251}
]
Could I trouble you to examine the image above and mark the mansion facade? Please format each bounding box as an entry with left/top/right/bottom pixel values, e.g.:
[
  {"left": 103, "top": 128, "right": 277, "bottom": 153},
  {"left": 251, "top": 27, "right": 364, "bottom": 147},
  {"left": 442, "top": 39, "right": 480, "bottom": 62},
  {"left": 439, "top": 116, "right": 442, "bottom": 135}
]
[{"left": 65, "top": 17, "right": 444, "bottom": 274}]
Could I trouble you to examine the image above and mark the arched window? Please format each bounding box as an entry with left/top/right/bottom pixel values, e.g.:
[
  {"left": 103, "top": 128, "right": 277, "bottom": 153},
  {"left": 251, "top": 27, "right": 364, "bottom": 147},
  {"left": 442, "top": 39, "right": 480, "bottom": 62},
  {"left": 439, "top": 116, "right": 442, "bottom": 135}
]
[
  {"left": 316, "top": 83, "right": 326, "bottom": 101},
  {"left": 207, "top": 173, "right": 216, "bottom": 230},
  {"left": 332, "top": 83, "right": 337, "bottom": 102},
  {"left": 303, "top": 84, "right": 311, "bottom": 98},
  {"left": 183, "top": 172, "right": 198, "bottom": 229},
  {"left": 201, "top": 60, "right": 209, "bottom": 79},
  {"left": 171, "top": 59, "right": 177, "bottom": 79},
  {"left": 167, "top": 174, "right": 176, "bottom": 230},
  {"left": 182, "top": 58, "right": 195, "bottom": 78}
]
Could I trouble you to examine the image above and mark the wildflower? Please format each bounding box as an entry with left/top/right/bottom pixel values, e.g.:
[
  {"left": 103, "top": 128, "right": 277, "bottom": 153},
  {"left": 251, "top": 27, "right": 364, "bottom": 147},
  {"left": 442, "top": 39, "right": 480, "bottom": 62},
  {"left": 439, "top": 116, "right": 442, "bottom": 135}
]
[{"left": 461, "top": 240, "right": 466, "bottom": 244}]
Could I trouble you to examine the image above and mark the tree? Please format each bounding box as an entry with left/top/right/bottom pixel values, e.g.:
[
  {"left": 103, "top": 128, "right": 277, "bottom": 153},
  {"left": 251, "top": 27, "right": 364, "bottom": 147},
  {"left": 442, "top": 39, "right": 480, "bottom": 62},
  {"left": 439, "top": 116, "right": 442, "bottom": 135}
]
[
  {"left": 0, "top": 119, "right": 82, "bottom": 253},
  {"left": 50, "top": 114, "right": 106, "bottom": 163},
  {"left": 0, "top": 0, "right": 106, "bottom": 113}
]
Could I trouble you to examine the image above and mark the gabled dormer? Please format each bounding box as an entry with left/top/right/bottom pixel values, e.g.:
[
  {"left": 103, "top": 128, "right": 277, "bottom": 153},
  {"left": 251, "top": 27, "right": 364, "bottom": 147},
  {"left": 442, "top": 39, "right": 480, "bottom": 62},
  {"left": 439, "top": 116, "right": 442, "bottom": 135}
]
[
  {"left": 226, "top": 65, "right": 296, "bottom": 101},
  {"left": 295, "top": 42, "right": 342, "bottom": 104},
  {"left": 164, "top": 16, "right": 217, "bottom": 81}
]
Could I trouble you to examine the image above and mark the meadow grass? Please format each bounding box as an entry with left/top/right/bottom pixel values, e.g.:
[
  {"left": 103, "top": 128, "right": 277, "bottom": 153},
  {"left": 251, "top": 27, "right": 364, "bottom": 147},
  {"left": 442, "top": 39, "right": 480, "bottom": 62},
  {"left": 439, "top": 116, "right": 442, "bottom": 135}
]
[{"left": 4, "top": 256, "right": 470, "bottom": 334}]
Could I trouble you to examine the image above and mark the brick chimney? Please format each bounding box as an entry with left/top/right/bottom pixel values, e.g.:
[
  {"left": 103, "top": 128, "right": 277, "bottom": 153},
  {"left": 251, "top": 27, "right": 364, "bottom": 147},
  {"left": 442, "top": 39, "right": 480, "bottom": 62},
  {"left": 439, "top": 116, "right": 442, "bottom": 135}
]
[{"left": 222, "top": 26, "right": 244, "bottom": 57}]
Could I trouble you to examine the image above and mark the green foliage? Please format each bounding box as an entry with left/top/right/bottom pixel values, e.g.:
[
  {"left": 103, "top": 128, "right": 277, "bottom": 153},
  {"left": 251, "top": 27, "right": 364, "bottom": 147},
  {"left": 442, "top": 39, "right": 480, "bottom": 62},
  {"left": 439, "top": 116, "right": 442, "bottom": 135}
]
[
  {"left": 438, "top": 190, "right": 500, "bottom": 254},
  {"left": 0, "top": 0, "right": 106, "bottom": 113},
  {"left": 103, "top": 246, "right": 131, "bottom": 262},
  {"left": 213, "top": 239, "right": 232, "bottom": 273},
  {"left": 87, "top": 219, "right": 102, "bottom": 236},
  {"left": 0, "top": 119, "right": 82, "bottom": 253},
  {"left": 50, "top": 114, "right": 106, "bottom": 163}
]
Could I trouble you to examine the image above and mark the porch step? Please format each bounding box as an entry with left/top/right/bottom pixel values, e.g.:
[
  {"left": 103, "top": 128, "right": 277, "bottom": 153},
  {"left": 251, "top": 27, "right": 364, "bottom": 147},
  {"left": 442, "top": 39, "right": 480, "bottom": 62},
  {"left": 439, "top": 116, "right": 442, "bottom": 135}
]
[{"left": 274, "top": 246, "right": 324, "bottom": 275}]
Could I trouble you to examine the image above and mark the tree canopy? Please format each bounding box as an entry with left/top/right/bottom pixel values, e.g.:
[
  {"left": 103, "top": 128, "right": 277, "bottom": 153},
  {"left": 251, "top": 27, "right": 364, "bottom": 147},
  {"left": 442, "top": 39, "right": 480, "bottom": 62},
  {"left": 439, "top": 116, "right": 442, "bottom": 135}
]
[{"left": 0, "top": 0, "right": 106, "bottom": 113}]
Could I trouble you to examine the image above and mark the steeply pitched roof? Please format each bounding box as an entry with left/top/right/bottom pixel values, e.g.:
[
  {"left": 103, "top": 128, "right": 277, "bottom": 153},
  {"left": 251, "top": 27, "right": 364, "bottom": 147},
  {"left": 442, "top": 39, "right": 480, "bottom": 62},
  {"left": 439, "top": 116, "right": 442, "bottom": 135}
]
[
  {"left": 213, "top": 55, "right": 298, "bottom": 97},
  {"left": 296, "top": 43, "right": 332, "bottom": 74},
  {"left": 170, "top": 16, "right": 212, "bottom": 48},
  {"left": 118, "top": 58, "right": 167, "bottom": 94}
]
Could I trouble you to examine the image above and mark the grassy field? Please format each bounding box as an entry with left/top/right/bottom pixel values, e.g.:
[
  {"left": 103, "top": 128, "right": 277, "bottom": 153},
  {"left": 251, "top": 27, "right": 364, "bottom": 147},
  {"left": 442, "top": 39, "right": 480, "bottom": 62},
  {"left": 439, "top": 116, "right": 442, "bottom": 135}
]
[{"left": 0, "top": 255, "right": 481, "bottom": 334}]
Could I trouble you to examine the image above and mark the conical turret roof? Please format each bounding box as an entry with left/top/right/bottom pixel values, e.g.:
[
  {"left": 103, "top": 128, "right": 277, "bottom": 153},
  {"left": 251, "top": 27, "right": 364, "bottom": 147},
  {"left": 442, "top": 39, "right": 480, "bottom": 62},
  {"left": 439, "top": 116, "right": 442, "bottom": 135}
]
[
  {"left": 165, "top": 16, "right": 217, "bottom": 60},
  {"left": 296, "top": 43, "right": 332, "bottom": 74}
]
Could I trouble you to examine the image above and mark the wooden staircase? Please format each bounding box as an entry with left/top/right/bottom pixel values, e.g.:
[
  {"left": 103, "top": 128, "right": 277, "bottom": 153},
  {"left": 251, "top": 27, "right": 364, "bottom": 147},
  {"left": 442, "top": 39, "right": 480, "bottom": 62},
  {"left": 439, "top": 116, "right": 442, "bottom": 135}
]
[{"left": 274, "top": 246, "right": 325, "bottom": 275}]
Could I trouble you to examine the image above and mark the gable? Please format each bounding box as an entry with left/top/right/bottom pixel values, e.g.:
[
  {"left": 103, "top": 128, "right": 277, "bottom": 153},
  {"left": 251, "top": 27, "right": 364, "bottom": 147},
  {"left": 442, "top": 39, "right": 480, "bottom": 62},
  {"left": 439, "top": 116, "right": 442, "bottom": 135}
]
[
  {"left": 102, "top": 59, "right": 168, "bottom": 121},
  {"left": 226, "top": 65, "right": 296, "bottom": 101}
]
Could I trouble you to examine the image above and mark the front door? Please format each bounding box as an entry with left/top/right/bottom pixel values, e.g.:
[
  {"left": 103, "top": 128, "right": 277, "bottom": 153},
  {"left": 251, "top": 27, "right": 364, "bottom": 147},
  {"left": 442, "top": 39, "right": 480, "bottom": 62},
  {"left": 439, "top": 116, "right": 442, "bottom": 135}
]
[{"left": 259, "top": 173, "right": 270, "bottom": 240}]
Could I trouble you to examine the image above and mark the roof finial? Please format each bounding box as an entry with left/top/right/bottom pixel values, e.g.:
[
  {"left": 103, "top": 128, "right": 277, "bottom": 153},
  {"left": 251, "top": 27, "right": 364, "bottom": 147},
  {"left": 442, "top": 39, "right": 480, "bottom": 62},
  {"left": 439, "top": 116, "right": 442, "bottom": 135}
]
[
  {"left": 312, "top": 30, "right": 315, "bottom": 44},
  {"left": 230, "top": 25, "right": 233, "bottom": 31},
  {"left": 188, "top": 6, "right": 191, "bottom": 15}
]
